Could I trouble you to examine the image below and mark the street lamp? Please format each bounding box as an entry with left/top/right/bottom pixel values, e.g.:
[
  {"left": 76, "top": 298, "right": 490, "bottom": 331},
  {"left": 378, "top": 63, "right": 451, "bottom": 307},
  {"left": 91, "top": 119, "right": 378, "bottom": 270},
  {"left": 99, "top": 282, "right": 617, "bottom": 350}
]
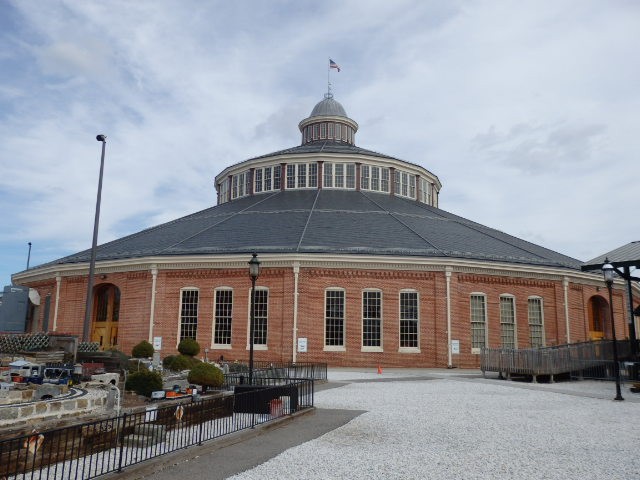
[
  {"left": 602, "top": 259, "right": 624, "bottom": 401},
  {"left": 248, "top": 253, "right": 261, "bottom": 385},
  {"left": 82, "top": 135, "right": 107, "bottom": 343}
]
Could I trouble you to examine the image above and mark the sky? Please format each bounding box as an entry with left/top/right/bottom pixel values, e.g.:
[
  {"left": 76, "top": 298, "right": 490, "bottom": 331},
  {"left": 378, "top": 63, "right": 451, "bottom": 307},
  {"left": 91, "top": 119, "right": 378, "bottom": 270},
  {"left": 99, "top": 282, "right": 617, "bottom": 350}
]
[{"left": 0, "top": 0, "right": 638, "bottom": 286}]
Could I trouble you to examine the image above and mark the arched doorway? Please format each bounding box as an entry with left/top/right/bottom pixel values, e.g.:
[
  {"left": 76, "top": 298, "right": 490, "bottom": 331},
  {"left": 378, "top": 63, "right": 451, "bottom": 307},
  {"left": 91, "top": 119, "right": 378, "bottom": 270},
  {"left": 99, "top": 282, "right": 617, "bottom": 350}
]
[
  {"left": 91, "top": 284, "right": 120, "bottom": 349},
  {"left": 587, "top": 295, "right": 609, "bottom": 340}
]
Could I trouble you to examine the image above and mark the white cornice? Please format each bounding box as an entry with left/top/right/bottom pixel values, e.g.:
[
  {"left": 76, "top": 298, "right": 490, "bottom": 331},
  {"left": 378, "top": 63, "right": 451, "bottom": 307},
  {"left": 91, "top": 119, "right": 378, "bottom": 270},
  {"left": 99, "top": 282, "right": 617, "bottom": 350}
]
[{"left": 12, "top": 252, "right": 625, "bottom": 290}]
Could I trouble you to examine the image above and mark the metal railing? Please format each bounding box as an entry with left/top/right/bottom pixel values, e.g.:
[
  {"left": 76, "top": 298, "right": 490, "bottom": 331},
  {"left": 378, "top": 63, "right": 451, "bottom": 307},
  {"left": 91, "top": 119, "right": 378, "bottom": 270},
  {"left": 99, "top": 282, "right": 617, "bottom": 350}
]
[
  {"left": 0, "top": 378, "right": 314, "bottom": 480},
  {"left": 221, "top": 362, "right": 327, "bottom": 388},
  {"left": 481, "top": 340, "right": 635, "bottom": 381}
]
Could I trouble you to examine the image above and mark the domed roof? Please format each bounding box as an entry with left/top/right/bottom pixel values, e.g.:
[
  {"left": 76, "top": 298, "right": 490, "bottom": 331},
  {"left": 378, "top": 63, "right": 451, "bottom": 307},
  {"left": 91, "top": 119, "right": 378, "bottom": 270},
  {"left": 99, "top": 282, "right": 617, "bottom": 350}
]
[
  {"left": 309, "top": 94, "right": 347, "bottom": 118},
  {"left": 43, "top": 190, "right": 581, "bottom": 270}
]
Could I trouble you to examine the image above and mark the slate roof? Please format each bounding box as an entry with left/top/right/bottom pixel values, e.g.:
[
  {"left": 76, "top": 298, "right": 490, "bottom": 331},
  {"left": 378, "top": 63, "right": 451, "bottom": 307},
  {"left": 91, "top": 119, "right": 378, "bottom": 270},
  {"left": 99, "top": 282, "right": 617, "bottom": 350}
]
[
  {"left": 41, "top": 190, "right": 582, "bottom": 270},
  {"left": 582, "top": 241, "right": 640, "bottom": 270}
]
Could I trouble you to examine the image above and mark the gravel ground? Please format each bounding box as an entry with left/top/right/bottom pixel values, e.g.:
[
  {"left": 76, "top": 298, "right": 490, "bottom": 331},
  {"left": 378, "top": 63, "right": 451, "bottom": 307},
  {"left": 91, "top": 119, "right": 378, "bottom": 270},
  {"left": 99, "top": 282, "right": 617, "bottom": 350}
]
[{"left": 228, "top": 369, "right": 640, "bottom": 480}]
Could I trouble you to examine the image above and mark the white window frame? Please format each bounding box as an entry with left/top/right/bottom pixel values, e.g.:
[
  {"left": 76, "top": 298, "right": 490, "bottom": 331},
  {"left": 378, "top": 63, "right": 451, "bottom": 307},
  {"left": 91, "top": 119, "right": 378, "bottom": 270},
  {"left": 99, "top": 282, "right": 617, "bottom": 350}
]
[
  {"left": 470, "top": 293, "right": 487, "bottom": 354},
  {"left": 499, "top": 294, "right": 517, "bottom": 349},
  {"left": 178, "top": 287, "right": 199, "bottom": 345},
  {"left": 247, "top": 287, "right": 269, "bottom": 351},
  {"left": 528, "top": 296, "right": 545, "bottom": 348},
  {"left": 212, "top": 287, "right": 233, "bottom": 349},
  {"left": 399, "top": 289, "right": 420, "bottom": 352},
  {"left": 324, "top": 288, "right": 346, "bottom": 351},
  {"left": 362, "top": 289, "right": 383, "bottom": 352}
]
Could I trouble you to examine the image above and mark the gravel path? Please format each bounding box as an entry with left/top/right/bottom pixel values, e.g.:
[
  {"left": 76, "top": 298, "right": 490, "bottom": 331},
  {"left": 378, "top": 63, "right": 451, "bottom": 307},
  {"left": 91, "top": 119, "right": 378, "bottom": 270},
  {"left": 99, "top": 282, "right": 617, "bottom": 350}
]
[{"left": 228, "top": 369, "right": 640, "bottom": 480}]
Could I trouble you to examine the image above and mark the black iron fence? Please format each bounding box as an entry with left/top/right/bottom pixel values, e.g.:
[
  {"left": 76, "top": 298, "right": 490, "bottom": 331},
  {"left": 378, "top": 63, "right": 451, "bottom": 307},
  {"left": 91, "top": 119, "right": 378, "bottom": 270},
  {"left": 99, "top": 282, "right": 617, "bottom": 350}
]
[
  {"left": 222, "top": 362, "right": 327, "bottom": 388},
  {"left": 0, "top": 378, "right": 314, "bottom": 480}
]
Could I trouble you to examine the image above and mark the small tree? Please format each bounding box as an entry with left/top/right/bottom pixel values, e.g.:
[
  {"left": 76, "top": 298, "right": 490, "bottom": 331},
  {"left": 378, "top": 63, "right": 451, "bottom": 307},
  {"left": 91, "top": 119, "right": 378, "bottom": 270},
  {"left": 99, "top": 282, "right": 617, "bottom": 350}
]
[
  {"left": 132, "top": 340, "right": 154, "bottom": 358},
  {"left": 125, "top": 370, "right": 163, "bottom": 397},
  {"left": 187, "top": 362, "right": 223, "bottom": 392},
  {"left": 165, "top": 354, "right": 201, "bottom": 371},
  {"left": 178, "top": 338, "right": 200, "bottom": 357}
]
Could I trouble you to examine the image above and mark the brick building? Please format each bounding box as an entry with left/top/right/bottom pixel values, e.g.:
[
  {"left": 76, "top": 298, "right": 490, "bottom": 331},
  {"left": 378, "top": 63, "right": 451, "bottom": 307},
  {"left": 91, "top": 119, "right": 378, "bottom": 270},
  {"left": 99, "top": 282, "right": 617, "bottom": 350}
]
[{"left": 11, "top": 94, "right": 635, "bottom": 368}]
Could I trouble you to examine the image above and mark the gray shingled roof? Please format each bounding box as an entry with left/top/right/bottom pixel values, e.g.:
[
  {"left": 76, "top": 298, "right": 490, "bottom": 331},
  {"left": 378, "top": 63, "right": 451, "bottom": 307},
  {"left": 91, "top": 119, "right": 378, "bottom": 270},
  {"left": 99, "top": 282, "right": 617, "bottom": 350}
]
[
  {"left": 582, "top": 241, "right": 640, "bottom": 270},
  {"left": 41, "top": 190, "right": 581, "bottom": 270}
]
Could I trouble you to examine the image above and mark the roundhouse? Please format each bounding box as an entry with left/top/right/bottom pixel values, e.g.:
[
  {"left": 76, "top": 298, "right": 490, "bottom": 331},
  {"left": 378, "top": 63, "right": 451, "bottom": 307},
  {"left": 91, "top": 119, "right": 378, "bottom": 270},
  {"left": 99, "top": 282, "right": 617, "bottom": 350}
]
[{"left": 12, "top": 94, "right": 631, "bottom": 368}]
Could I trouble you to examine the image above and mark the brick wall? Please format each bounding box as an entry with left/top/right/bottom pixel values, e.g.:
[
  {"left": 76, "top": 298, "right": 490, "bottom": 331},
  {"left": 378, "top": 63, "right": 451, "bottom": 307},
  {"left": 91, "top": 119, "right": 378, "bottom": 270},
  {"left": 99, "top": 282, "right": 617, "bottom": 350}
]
[{"left": 25, "top": 265, "right": 633, "bottom": 369}]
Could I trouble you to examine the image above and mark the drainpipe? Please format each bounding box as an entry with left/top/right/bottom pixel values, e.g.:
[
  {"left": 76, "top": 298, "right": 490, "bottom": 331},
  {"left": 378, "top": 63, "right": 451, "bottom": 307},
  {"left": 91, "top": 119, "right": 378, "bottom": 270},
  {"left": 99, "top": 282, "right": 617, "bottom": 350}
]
[
  {"left": 446, "top": 267, "right": 452, "bottom": 368},
  {"left": 292, "top": 262, "right": 300, "bottom": 363},
  {"left": 563, "top": 277, "right": 570, "bottom": 344},
  {"left": 148, "top": 266, "right": 158, "bottom": 343},
  {"left": 53, "top": 274, "right": 61, "bottom": 331}
]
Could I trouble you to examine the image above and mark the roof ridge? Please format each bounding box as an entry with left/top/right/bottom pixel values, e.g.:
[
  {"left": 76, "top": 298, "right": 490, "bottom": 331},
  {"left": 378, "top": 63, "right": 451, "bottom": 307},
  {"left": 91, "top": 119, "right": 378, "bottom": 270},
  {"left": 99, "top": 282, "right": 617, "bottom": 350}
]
[
  {"left": 362, "top": 192, "right": 448, "bottom": 256},
  {"left": 159, "top": 192, "right": 280, "bottom": 253},
  {"left": 296, "top": 189, "right": 321, "bottom": 252}
]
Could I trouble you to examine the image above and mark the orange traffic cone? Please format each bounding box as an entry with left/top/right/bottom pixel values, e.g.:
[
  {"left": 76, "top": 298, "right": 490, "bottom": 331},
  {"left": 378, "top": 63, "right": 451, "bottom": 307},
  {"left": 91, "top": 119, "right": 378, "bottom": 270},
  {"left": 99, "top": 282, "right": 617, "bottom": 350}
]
[{"left": 377, "top": 365, "right": 383, "bottom": 374}]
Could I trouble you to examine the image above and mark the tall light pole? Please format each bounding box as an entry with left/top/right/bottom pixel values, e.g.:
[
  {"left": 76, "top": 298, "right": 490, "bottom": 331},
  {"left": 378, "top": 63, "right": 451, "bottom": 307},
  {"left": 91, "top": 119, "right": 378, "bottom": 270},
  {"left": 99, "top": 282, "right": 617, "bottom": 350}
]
[
  {"left": 248, "top": 253, "right": 261, "bottom": 385},
  {"left": 602, "top": 259, "right": 624, "bottom": 401},
  {"left": 26, "top": 242, "right": 32, "bottom": 270},
  {"left": 82, "top": 135, "right": 107, "bottom": 343}
]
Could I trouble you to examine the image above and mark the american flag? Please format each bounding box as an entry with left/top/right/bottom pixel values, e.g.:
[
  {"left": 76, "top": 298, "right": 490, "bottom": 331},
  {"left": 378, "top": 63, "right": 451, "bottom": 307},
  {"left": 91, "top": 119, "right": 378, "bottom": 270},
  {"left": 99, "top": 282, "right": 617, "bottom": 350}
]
[{"left": 329, "top": 59, "right": 341, "bottom": 72}]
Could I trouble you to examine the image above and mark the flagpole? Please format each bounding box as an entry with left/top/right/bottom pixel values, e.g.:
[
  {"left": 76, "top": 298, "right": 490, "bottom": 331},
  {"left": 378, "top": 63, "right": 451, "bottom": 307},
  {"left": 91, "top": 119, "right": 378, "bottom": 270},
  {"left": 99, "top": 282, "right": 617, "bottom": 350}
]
[{"left": 327, "top": 58, "right": 331, "bottom": 97}]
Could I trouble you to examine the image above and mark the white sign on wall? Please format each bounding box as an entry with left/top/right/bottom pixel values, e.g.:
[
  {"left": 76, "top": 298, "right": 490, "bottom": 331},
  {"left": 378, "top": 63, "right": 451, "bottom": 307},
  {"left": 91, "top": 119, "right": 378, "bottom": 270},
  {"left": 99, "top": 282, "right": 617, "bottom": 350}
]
[
  {"left": 297, "top": 337, "right": 308, "bottom": 353},
  {"left": 153, "top": 336, "right": 162, "bottom": 351},
  {"left": 451, "top": 340, "right": 460, "bottom": 355}
]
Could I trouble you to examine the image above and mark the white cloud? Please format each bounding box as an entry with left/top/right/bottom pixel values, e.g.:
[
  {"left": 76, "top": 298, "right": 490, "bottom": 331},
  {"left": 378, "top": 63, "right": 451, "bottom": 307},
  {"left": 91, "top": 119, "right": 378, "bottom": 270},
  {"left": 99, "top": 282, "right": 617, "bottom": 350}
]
[{"left": 0, "top": 0, "right": 638, "bottom": 283}]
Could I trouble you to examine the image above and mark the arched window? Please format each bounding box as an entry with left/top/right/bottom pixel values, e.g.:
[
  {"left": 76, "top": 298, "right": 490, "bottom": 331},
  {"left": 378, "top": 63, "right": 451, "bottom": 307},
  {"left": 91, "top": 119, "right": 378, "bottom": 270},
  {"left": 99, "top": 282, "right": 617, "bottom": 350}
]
[
  {"left": 248, "top": 287, "right": 269, "bottom": 348},
  {"left": 179, "top": 288, "right": 199, "bottom": 342},
  {"left": 499, "top": 295, "right": 516, "bottom": 349},
  {"left": 528, "top": 297, "right": 545, "bottom": 348},
  {"left": 213, "top": 288, "right": 233, "bottom": 347},
  {"left": 470, "top": 293, "right": 487, "bottom": 353},
  {"left": 362, "top": 289, "right": 382, "bottom": 350},
  {"left": 399, "top": 290, "right": 419, "bottom": 350},
  {"left": 325, "top": 288, "right": 345, "bottom": 350}
]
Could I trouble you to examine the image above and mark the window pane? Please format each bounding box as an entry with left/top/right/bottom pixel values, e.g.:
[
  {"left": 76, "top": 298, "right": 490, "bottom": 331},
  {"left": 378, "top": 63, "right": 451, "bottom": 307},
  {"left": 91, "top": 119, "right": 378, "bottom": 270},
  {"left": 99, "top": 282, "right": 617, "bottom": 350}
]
[
  {"left": 528, "top": 298, "right": 544, "bottom": 348},
  {"left": 253, "top": 290, "right": 268, "bottom": 345},
  {"left": 325, "top": 290, "right": 344, "bottom": 346},
  {"left": 324, "top": 163, "right": 333, "bottom": 188},
  {"left": 214, "top": 290, "right": 233, "bottom": 345},
  {"left": 500, "top": 296, "right": 515, "bottom": 349},
  {"left": 362, "top": 291, "right": 381, "bottom": 347},
  {"left": 180, "top": 289, "right": 199, "bottom": 341},
  {"left": 400, "top": 292, "right": 418, "bottom": 348},
  {"left": 470, "top": 295, "right": 486, "bottom": 349}
]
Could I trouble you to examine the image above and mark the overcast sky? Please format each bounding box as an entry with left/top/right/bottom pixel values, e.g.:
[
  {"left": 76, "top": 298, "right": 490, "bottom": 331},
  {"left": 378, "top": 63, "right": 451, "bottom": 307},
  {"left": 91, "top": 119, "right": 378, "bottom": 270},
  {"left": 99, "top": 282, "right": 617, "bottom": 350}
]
[{"left": 1, "top": 0, "right": 638, "bottom": 286}]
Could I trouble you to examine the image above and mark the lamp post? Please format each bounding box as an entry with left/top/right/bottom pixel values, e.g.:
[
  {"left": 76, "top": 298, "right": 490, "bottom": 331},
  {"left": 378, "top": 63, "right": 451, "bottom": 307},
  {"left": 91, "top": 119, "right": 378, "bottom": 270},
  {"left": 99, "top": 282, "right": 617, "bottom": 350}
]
[
  {"left": 602, "top": 259, "right": 624, "bottom": 401},
  {"left": 248, "top": 253, "right": 261, "bottom": 385},
  {"left": 82, "top": 135, "right": 107, "bottom": 343}
]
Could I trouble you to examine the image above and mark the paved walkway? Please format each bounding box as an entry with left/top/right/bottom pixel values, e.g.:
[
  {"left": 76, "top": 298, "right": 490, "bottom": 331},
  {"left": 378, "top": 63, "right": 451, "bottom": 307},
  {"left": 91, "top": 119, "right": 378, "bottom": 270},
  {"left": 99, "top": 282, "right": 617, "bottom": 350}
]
[{"left": 110, "top": 382, "right": 363, "bottom": 480}]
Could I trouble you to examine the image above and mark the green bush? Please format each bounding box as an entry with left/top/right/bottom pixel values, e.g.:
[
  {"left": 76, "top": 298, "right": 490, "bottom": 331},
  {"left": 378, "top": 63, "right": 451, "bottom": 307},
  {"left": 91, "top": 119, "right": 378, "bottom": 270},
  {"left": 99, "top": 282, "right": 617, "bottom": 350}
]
[
  {"left": 131, "top": 340, "right": 154, "bottom": 358},
  {"left": 177, "top": 338, "right": 200, "bottom": 357},
  {"left": 162, "top": 355, "right": 177, "bottom": 369},
  {"left": 187, "top": 363, "right": 224, "bottom": 392},
  {"left": 164, "top": 354, "right": 201, "bottom": 371},
  {"left": 125, "top": 370, "right": 163, "bottom": 397}
]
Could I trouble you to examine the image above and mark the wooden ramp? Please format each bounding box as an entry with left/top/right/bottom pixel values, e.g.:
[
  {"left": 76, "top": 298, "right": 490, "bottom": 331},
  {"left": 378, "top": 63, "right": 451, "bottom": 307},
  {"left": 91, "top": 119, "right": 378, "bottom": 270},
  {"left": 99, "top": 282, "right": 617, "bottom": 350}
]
[{"left": 481, "top": 340, "right": 633, "bottom": 382}]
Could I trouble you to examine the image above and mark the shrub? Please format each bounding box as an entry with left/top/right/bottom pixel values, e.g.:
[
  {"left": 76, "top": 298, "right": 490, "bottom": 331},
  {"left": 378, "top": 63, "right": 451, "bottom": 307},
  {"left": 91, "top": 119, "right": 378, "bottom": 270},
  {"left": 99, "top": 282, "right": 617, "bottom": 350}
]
[
  {"left": 164, "top": 354, "right": 201, "bottom": 372},
  {"left": 177, "top": 338, "right": 200, "bottom": 357},
  {"left": 125, "top": 370, "right": 163, "bottom": 397},
  {"left": 187, "top": 363, "right": 224, "bottom": 392},
  {"left": 131, "top": 340, "right": 154, "bottom": 358},
  {"left": 162, "top": 355, "right": 177, "bottom": 369}
]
